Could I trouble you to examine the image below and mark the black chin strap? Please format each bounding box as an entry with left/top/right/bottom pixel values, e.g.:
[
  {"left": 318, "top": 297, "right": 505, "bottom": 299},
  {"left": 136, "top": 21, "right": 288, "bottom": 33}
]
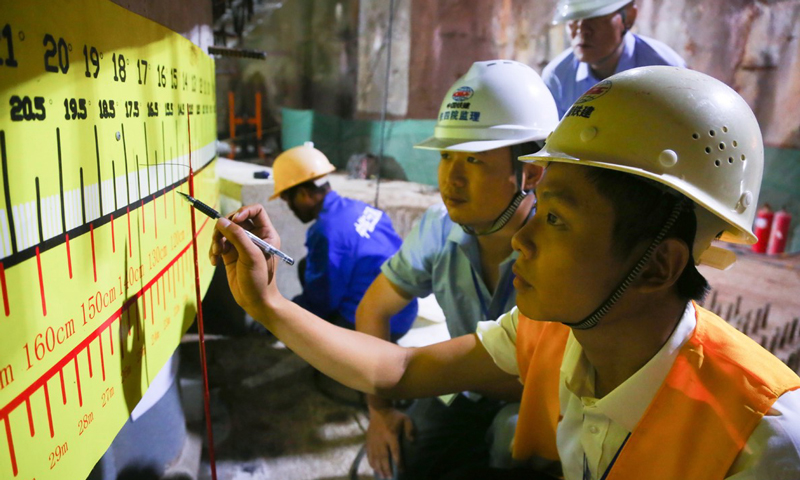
[
  {"left": 461, "top": 190, "right": 529, "bottom": 236},
  {"left": 564, "top": 198, "right": 686, "bottom": 330}
]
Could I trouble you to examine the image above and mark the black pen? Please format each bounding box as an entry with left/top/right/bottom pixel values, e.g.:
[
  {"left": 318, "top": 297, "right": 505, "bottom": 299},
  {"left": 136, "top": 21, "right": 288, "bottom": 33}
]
[{"left": 177, "top": 191, "right": 295, "bottom": 266}]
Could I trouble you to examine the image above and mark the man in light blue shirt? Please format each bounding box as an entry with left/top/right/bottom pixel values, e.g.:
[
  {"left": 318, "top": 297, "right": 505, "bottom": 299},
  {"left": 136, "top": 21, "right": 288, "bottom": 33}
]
[
  {"left": 542, "top": 0, "right": 686, "bottom": 117},
  {"left": 355, "top": 60, "right": 559, "bottom": 479}
]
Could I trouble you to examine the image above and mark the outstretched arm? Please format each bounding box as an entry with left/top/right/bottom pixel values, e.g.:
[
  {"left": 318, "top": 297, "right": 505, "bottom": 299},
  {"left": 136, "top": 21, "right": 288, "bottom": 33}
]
[{"left": 210, "top": 205, "right": 514, "bottom": 398}]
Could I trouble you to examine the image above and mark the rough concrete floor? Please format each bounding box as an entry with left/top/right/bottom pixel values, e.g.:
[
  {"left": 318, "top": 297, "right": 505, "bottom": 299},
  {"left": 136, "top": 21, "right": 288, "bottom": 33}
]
[{"left": 180, "top": 336, "right": 374, "bottom": 480}]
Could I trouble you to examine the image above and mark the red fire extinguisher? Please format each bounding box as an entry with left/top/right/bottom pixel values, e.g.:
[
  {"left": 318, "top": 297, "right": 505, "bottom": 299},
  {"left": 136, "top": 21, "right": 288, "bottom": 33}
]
[
  {"left": 767, "top": 208, "right": 792, "bottom": 255},
  {"left": 752, "top": 204, "right": 774, "bottom": 253}
]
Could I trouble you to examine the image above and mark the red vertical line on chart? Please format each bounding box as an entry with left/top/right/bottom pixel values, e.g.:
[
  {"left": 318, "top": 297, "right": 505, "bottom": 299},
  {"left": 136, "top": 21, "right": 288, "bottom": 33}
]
[
  {"left": 126, "top": 206, "right": 132, "bottom": 257},
  {"left": 144, "top": 122, "right": 152, "bottom": 197},
  {"left": 153, "top": 194, "right": 157, "bottom": 239},
  {"left": 25, "top": 397, "right": 33, "bottom": 437},
  {"left": 44, "top": 382, "right": 54, "bottom": 437},
  {"left": 99, "top": 331, "right": 106, "bottom": 381},
  {"left": 74, "top": 357, "right": 83, "bottom": 407},
  {"left": 189, "top": 109, "right": 218, "bottom": 479},
  {"left": 122, "top": 125, "right": 131, "bottom": 205},
  {"left": 137, "top": 154, "right": 145, "bottom": 234},
  {"left": 0, "top": 131, "right": 18, "bottom": 255},
  {"left": 166, "top": 269, "right": 170, "bottom": 294},
  {"left": 36, "top": 246, "right": 46, "bottom": 316},
  {"left": 95, "top": 125, "right": 103, "bottom": 215},
  {"left": 156, "top": 280, "right": 160, "bottom": 305},
  {"left": 0, "top": 262, "right": 8, "bottom": 316},
  {"left": 80, "top": 167, "right": 87, "bottom": 224},
  {"left": 59, "top": 369, "right": 66, "bottom": 404},
  {"left": 86, "top": 342, "right": 93, "bottom": 378},
  {"left": 142, "top": 284, "right": 147, "bottom": 320},
  {"left": 3, "top": 415, "right": 17, "bottom": 476},
  {"left": 149, "top": 288, "right": 154, "bottom": 324},
  {"left": 162, "top": 277, "right": 166, "bottom": 310},
  {"left": 35, "top": 178, "right": 43, "bottom": 244},
  {"left": 90, "top": 223, "right": 97, "bottom": 282},
  {"left": 56, "top": 129, "right": 72, "bottom": 278},
  {"left": 172, "top": 263, "right": 177, "bottom": 298},
  {"left": 66, "top": 234, "right": 73, "bottom": 278},
  {"left": 108, "top": 326, "right": 114, "bottom": 355}
]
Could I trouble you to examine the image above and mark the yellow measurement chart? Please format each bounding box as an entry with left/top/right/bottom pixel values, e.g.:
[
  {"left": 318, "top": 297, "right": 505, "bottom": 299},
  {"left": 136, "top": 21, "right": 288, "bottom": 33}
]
[{"left": 0, "top": 1, "right": 218, "bottom": 479}]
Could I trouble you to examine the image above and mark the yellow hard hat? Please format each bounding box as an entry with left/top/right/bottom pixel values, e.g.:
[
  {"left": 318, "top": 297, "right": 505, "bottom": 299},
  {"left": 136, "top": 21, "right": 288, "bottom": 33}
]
[
  {"left": 521, "top": 66, "right": 764, "bottom": 270},
  {"left": 270, "top": 142, "right": 335, "bottom": 200}
]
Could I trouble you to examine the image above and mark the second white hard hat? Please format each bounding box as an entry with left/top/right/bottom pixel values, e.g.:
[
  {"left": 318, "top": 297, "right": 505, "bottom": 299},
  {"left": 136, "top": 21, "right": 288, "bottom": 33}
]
[{"left": 414, "top": 60, "right": 559, "bottom": 153}]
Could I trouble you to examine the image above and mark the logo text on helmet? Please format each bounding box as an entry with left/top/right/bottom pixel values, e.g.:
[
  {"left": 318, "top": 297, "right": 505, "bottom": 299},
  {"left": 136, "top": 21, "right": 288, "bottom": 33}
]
[
  {"left": 565, "top": 105, "right": 595, "bottom": 119},
  {"left": 439, "top": 110, "right": 481, "bottom": 122},
  {"left": 452, "top": 86, "right": 474, "bottom": 102},
  {"left": 574, "top": 80, "right": 612, "bottom": 104}
]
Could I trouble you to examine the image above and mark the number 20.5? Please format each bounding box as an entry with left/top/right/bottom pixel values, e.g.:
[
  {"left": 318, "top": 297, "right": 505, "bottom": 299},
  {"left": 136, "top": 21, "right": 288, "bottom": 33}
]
[{"left": 9, "top": 96, "right": 46, "bottom": 121}]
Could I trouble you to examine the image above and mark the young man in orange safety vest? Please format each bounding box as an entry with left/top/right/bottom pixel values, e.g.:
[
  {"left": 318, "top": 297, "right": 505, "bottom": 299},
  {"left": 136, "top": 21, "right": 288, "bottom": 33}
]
[{"left": 209, "top": 66, "right": 800, "bottom": 479}]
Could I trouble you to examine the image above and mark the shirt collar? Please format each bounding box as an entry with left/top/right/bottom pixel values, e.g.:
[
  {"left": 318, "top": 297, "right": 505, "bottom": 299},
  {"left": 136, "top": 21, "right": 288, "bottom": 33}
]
[
  {"left": 321, "top": 190, "right": 339, "bottom": 211},
  {"left": 561, "top": 301, "right": 697, "bottom": 432},
  {"left": 574, "top": 31, "right": 636, "bottom": 84}
]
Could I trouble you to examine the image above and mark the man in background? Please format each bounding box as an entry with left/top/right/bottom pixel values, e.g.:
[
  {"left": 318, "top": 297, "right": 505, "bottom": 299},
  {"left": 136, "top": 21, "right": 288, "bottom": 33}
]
[{"left": 542, "top": 0, "right": 685, "bottom": 117}]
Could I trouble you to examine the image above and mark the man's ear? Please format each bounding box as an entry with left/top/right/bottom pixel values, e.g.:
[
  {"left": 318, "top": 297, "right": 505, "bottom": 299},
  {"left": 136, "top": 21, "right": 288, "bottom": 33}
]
[
  {"left": 623, "top": 2, "right": 638, "bottom": 30},
  {"left": 521, "top": 164, "right": 544, "bottom": 191},
  {"left": 636, "top": 237, "right": 689, "bottom": 293}
]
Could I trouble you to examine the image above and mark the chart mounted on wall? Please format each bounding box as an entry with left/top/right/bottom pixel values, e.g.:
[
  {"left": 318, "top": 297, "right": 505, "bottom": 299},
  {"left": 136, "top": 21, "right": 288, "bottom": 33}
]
[{"left": 0, "top": 0, "right": 218, "bottom": 478}]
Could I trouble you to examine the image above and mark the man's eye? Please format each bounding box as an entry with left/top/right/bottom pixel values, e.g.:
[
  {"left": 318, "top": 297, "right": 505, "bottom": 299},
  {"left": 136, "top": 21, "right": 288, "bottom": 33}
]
[
  {"left": 466, "top": 156, "right": 481, "bottom": 164},
  {"left": 546, "top": 213, "right": 562, "bottom": 226},
  {"left": 440, "top": 153, "right": 450, "bottom": 160}
]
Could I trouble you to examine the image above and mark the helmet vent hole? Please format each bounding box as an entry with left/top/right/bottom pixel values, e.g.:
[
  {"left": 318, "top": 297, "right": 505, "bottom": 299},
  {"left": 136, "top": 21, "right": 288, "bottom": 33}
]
[
  {"left": 718, "top": 142, "right": 725, "bottom": 150},
  {"left": 709, "top": 130, "right": 716, "bottom": 136},
  {"left": 728, "top": 157, "right": 734, "bottom": 164},
  {"left": 722, "top": 126, "right": 729, "bottom": 133},
  {"left": 704, "top": 147, "right": 711, "bottom": 154},
  {"left": 732, "top": 140, "right": 738, "bottom": 147},
  {"left": 692, "top": 133, "right": 700, "bottom": 140},
  {"left": 714, "top": 159, "right": 721, "bottom": 167},
  {"left": 741, "top": 154, "right": 746, "bottom": 161}
]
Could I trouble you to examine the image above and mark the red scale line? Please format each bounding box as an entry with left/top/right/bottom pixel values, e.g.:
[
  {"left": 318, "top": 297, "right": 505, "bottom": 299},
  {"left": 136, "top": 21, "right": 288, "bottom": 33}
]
[
  {"left": 3, "top": 415, "right": 17, "bottom": 477},
  {"left": 36, "top": 247, "right": 46, "bottom": 316},
  {"left": 162, "top": 277, "right": 167, "bottom": 311},
  {"left": 153, "top": 195, "right": 158, "bottom": 239},
  {"left": 0, "top": 215, "right": 211, "bottom": 427},
  {"left": 66, "top": 233, "right": 73, "bottom": 279},
  {"left": 74, "top": 357, "right": 83, "bottom": 407},
  {"left": 25, "top": 398, "right": 33, "bottom": 437},
  {"left": 172, "top": 265, "right": 177, "bottom": 298},
  {"left": 108, "top": 326, "right": 114, "bottom": 355},
  {"left": 90, "top": 223, "right": 97, "bottom": 282},
  {"left": 99, "top": 333, "right": 106, "bottom": 381},
  {"left": 44, "top": 383, "right": 54, "bottom": 438},
  {"left": 149, "top": 289, "right": 154, "bottom": 324},
  {"left": 59, "top": 369, "right": 66, "bottom": 405},
  {"left": 127, "top": 206, "right": 132, "bottom": 257},
  {"left": 111, "top": 214, "right": 116, "bottom": 253},
  {"left": 0, "top": 261, "right": 8, "bottom": 316},
  {"left": 87, "top": 343, "right": 93, "bottom": 378}
]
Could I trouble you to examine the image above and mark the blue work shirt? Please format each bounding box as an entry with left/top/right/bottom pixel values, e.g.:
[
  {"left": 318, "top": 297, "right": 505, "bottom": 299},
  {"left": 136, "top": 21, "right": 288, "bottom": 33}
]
[
  {"left": 381, "top": 203, "right": 521, "bottom": 339},
  {"left": 542, "top": 32, "right": 686, "bottom": 118},
  {"left": 294, "top": 191, "right": 418, "bottom": 335}
]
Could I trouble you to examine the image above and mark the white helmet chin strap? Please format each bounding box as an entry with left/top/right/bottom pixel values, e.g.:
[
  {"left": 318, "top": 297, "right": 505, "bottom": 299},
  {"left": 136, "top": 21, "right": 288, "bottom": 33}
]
[{"left": 461, "top": 189, "right": 530, "bottom": 236}]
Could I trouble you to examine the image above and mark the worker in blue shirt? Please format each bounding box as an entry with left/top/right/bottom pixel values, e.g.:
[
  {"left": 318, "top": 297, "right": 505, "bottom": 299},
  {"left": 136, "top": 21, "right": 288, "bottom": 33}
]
[
  {"left": 542, "top": 0, "right": 686, "bottom": 117},
  {"left": 270, "top": 143, "right": 418, "bottom": 341},
  {"left": 355, "top": 61, "right": 559, "bottom": 479}
]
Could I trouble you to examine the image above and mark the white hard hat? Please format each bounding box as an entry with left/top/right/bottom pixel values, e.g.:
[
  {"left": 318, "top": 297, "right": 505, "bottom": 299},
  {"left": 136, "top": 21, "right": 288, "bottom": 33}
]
[
  {"left": 270, "top": 142, "right": 335, "bottom": 200},
  {"left": 521, "top": 66, "right": 764, "bottom": 270},
  {"left": 552, "top": 0, "right": 632, "bottom": 23},
  {"left": 415, "top": 60, "right": 559, "bottom": 153}
]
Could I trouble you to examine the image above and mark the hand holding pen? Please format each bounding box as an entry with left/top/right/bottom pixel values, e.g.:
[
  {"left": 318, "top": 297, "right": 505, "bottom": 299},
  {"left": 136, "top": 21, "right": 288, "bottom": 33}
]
[{"left": 179, "top": 192, "right": 294, "bottom": 265}]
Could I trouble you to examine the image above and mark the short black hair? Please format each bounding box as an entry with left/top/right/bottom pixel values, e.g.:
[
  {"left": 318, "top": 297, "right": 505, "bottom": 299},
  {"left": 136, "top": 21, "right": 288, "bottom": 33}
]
[
  {"left": 583, "top": 167, "right": 710, "bottom": 302},
  {"left": 510, "top": 141, "right": 545, "bottom": 190}
]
